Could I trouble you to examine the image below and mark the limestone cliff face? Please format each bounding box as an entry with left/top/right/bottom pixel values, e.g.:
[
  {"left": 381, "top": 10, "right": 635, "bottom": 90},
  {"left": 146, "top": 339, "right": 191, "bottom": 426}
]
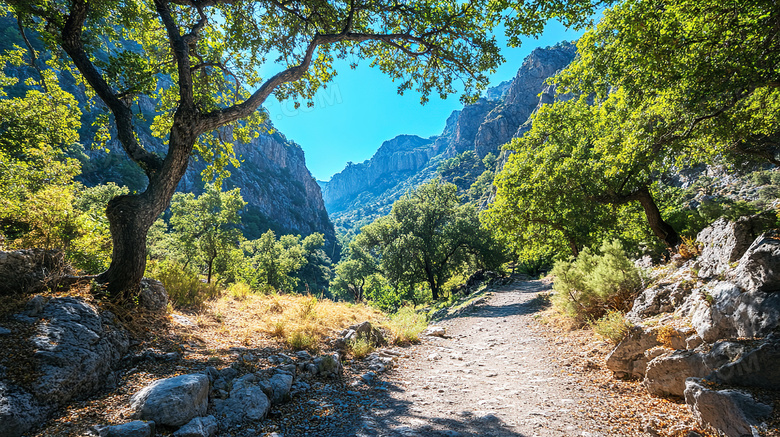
[
  {"left": 323, "top": 42, "right": 577, "bottom": 228},
  {"left": 322, "top": 135, "right": 436, "bottom": 212}
]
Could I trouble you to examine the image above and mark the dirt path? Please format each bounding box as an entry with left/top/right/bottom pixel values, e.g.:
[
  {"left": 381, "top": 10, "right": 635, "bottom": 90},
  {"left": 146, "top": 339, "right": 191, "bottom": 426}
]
[{"left": 330, "top": 279, "right": 610, "bottom": 437}]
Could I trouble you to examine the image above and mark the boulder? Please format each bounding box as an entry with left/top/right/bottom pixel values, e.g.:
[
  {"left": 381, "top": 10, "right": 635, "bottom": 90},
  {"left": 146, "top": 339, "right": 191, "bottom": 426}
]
[
  {"left": 129, "top": 374, "right": 209, "bottom": 427},
  {"left": 644, "top": 351, "right": 710, "bottom": 398},
  {"left": 94, "top": 420, "right": 155, "bottom": 437},
  {"left": 696, "top": 215, "right": 774, "bottom": 279},
  {"left": 345, "top": 321, "right": 385, "bottom": 345},
  {"left": 423, "top": 326, "right": 447, "bottom": 337},
  {"left": 139, "top": 279, "right": 169, "bottom": 312},
  {"left": 1, "top": 296, "right": 130, "bottom": 437},
  {"left": 212, "top": 379, "right": 270, "bottom": 428},
  {"left": 710, "top": 337, "right": 780, "bottom": 389},
  {"left": 684, "top": 378, "right": 772, "bottom": 437},
  {"left": 690, "top": 282, "right": 780, "bottom": 342},
  {"left": 606, "top": 326, "right": 661, "bottom": 379},
  {"left": 268, "top": 373, "right": 293, "bottom": 404},
  {"left": 732, "top": 230, "right": 780, "bottom": 293},
  {"left": 173, "top": 415, "right": 218, "bottom": 437},
  {"left": 0, "top": 249, "right": 73, "bottom": 296}
]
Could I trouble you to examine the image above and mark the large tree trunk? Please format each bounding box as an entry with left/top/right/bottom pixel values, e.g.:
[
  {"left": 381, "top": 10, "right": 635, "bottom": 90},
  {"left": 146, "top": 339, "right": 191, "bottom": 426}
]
[
  {"left": 631, "top": 186, "right": 680, "bottom": 248},
  {"left": 98, "top": 126, "right": 196, "bottom": 298}
]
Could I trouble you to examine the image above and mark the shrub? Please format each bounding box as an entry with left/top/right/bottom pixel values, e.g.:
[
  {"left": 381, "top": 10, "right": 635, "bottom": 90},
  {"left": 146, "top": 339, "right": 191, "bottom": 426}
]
[
  {"left": 227, "top": 282, "right": 251, "bottom": 300},
  {"left": 348, "top": 337, "right": 374, "bottom": 359},
  {"left": 551, "top": 240, "right": 644, "bottom": 325},
  {"left": 286, "top": 329, "right": 319, "bottom": 353},
  {"left": 387, "top": 306, "right": 428, "bottom": 345},
  {"left": 656, "top": 325, "right": 683, "bottom": 349},
  {"left": 589, "top": 310, "right": 632, "bottom": 344},
  {"left": 146, "top": 260, "right": 220, "bottom": 308}
]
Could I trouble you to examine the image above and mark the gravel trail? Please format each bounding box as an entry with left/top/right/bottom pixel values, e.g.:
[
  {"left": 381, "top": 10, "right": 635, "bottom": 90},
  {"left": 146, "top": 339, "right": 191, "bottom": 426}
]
[{"left": 333, "top": 279, "right": 606, "bottom": 437}]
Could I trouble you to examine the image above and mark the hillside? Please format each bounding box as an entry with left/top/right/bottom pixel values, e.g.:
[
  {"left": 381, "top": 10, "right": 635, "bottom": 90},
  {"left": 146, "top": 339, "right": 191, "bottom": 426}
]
[{"left": 322, "top": 42, "right": 577, "bottom": 231}]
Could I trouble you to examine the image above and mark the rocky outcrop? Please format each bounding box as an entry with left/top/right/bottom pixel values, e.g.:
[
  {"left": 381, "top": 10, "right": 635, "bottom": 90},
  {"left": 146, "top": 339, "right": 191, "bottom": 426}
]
[
  {"left": 684, "top": 378, "right": 772, "bottom": 437},
  {"left": 604, "top": 217, "right": 780, "bottom": 435},
  {"left": 0, "top": 296, "right": 130, "bottom": 437},
  {"left": 0, "top": 250, "right": 73, "bottom": 296},
  {"left": 323, "top": 42, "right": 577, "bottom": 226}
]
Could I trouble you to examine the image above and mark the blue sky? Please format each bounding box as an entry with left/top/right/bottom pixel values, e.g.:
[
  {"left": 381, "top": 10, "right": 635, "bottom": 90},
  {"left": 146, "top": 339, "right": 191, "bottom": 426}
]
[{"left": 263, "top": 21, "right": 586, "bottom": 181}]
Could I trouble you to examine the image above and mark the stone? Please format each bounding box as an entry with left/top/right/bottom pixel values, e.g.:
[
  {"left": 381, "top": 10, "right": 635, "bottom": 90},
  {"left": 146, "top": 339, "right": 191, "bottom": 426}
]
[
  {"left": 139, "top": 278, "right": 168, "bottom": 312},
  {"left": 710, "top": 337, "right": 780, "bottom": 389},
  {"left": 684, "top": 378, "right": 772, "bottom": 437},
  {"left": 213, "top": 380, "right": 271, "bottom": 428},
  {"left": 0, "top": 327, "right": 10, "bottom": 336},
  {"left": 129, "top": 374, "right": 209, "bottom": 427},
  {"left": 347, "top": 321, "right": 385, "bottom": 345},
  {"left": 295, "top": 350, "right": 312, "bottom": 360},
  {"left": 0, "top": 297, "right": 130, "bottom": 437},
  {"left": 94, "top": 420, "right": 155, "bottom": 437},
  {"left": 173, "top": 415, "right": 218, "bottom": 437},
  {"left": 25, "top": 295, "right": 47, "bottom": 317},
  {"left": 423, "top": 326, "right": 446, "bottom": 337},
  {"left": 696, "top": 215, "right": 774, "bottom": 279},
  {"left": 627, "top": 282, "right": 692, "bottom": 320},
  {"left": 269, "top": 373, "right": 293, "bottom": 404},
  {"left": 644, "top": 351, "right": 710, "bottom": 398},
  {"left": 690, "top": 282, "right": 780, "bottom": 342},
  {"left": 606, "top": 326, "right": 661, "bottom": 379},
  {"left": 732, "top": 230, "right": 780, "bottom": 293},
  {"left": 0, "top": 249, "right": 72, "bottom": 296}
]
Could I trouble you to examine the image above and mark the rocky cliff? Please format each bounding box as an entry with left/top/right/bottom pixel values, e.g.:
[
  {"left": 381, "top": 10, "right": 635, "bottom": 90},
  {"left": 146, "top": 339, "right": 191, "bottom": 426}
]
[{"left": 323, "top": 42, "right": 577, "bottom": 230}]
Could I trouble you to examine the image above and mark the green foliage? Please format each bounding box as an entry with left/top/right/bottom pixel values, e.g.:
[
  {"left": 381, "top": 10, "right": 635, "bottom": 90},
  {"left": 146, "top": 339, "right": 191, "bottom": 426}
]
[
  {"left": 146, "top": 259, "right": 220, "bottom": 308},
  {"left": 241, "top": 230, "right": 306, "bottom": 293},
  {"left": 345, "top": 179, "right": 506, "bottom": 303},
  {"left": 347, "top": 337, "right": 374, "bottom": 359},
  {"left": 589, "top": 310, "right": 632, "bottom": 344},
  {"left": 551, "top": 240, "right": 644, "bottom": 325},
  {"left": 166, "top": 184, "right": 247, "bottom": 283}
]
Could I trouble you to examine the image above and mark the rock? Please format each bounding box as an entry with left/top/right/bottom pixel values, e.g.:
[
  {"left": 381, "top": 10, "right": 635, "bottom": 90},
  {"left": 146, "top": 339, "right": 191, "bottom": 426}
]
[
  {"left": 173, "top": 415, "right": 218, "bottom": 437},
  {"left": 684, "top": 378, "right": 772, "bottom": 437},
  {"left": 0, "top": 327, "right": 10, "bottom": 336},
  {"left": 627, "top": 282, "right": 692, "bottom": 320},
  {"left": 268, "top": 373, "right": 293, "bottom": 404},
  {"left": 690, "top": 282, "right": 780, "bottom": 342},
  {"left": 295, "top": 350, "right": 312, "bottom": 360},
  {"left": 711, "top": 337, "right": 780, "bottom": 389},
  {"left": 139, "top": 279, "right": 168, "bottom": 312},
  {"left": 0, "top": 381, "right": 49, "bottom": 437},
  {"left": 347, "top": 321, "right": 385, "bottom": 345},
  {"left": 0, "top": 297, "right": 130, "bottom": 437},
  {"left": 644, "top": 351, "right": 710, "bottom": 398},
  {"left": 25, "top": 295, "right": 47, "bottom": 317},
  {"left": 732, "top": 230, "right": 780, "bottom": 293},
  {"left": 606, "top": 326, "right": 661, "bottom": 379},
  {"left": 129, "top": 374, "right": 209, "bottom": 427},
  {"left": 213, "top": 379, "right": 271, "bottom": 428},
  {"left": 696, "top": 215, "right": 774, "bottom": 279},
  {"left": 94, "top": 420, "right": 155, "bottom": 437},
  {"left": 423, "top": 326, "right": 446, "bottom": 337},
  {"left": 0, "top": 249, "right": 73, "bottom": 296}
]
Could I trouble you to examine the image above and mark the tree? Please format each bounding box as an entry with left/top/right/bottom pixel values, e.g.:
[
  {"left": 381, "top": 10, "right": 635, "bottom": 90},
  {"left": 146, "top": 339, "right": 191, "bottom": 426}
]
[
  {"left": 168, "top": 184, "right": 246, "bottom": 283},
  {"left": 555, "top": 0, "right": 780, "bottom": 166},
  {"left": 241, "top": 230, "right": 306, "bottom": 292},
  {"left": 355, "top": 179, "right": 503, "bottom": 300},
  {"left": 2, "top": 0, "right": 513, "bottom": 298}
]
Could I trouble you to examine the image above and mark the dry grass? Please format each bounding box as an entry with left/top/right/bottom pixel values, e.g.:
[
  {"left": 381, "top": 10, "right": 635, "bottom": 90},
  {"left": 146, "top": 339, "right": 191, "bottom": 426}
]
[{"left": 188, "top": 292, "right": 387, "bottom": 351}]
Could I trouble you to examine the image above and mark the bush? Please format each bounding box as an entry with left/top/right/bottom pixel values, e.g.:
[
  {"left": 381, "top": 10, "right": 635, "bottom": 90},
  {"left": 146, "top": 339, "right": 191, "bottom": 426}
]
[
  {"left": 387, "top": 306, "right": 428, "bottom": 345},
  {"left": 348, "top": 337, "right": 374, "bottom": 359},
  {"left": 551, "top": 240, "right": 644, "bottom": 325},
  {"left": 146, "top": 260, "right": 220, "bottom": 308},
  {"left": 228, "top": 282, "right": 251, "bottom": 300},
  {"left": 286, "top": 329, "right": 319, "bottom": 353},
  {"left": 589, "top": 310, "right": 632, "bottom": 344}
]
